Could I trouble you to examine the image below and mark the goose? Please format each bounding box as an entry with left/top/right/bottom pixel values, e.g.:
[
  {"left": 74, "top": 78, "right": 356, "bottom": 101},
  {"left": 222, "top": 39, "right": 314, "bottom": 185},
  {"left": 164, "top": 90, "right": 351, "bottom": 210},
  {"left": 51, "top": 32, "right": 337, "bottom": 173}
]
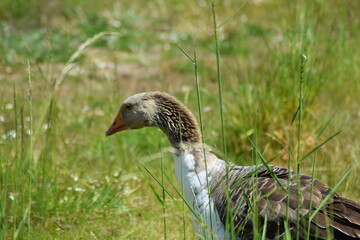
[{"left": 106, "top": 91, "right": 360, "bottom": 240}]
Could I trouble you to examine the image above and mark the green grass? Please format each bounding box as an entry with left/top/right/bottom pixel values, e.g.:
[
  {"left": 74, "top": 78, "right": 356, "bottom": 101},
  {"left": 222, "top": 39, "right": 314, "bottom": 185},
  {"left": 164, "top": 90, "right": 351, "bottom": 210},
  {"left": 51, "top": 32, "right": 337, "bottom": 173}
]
[{"left": 1, "top": 0, "right": 360, "bottom": 239}]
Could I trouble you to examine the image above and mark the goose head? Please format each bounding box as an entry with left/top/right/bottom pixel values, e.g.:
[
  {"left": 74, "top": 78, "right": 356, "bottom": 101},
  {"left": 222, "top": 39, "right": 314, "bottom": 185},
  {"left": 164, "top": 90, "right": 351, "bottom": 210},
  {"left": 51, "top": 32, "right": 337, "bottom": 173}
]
[{"left": 106, "top": 92, "right": 201, "bottom": 146}]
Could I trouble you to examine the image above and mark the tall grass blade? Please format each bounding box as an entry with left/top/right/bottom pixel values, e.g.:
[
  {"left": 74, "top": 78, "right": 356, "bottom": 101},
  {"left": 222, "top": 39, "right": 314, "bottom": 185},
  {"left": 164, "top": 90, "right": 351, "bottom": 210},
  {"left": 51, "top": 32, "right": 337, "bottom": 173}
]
[
  {"left": 295, "top": 1, "right": 310, "bottom": 233},
  {"left": 193, "top": 51, "right": 214, "bottom": 239},
  {"left": 261, "top": 214, "right": 268, "bottom": 240},
  {"left": 211, "top": 4, "right": 234, "bottom": 239},
  {"left": 300, "top": 130, "right": 341, "bottom": 162},
  {"left": 138, "top": 165, "right": 164, "bottom": 205},
  {"left": 309, "top": 167, "right": 353, "bottom": 221},
  {"left": 211, "top": 4, "right": 227, "bottom": 162},
  {"left": 217, "top": 4, "right": 247, "bottom": 29},
  {"left": 160, "top": 141, "right": 167, "bottom": 239},
  {"left": 317, "top": 111, "right": 337, "bottom": 138},
  {"left": 137, "top": 159, "right": 201, "bottom": 222},
  {"left": 246, "top": 136, "right": 287, "bottom": 193},
  {"left": 176, "top": 44, "right": 194, "bottom": 63},
  {"left": 26, "top": 60, "right": 33, "bottom": 237},
  {"left": 52, "top": 32, "right": 121, "bottom": 97}
]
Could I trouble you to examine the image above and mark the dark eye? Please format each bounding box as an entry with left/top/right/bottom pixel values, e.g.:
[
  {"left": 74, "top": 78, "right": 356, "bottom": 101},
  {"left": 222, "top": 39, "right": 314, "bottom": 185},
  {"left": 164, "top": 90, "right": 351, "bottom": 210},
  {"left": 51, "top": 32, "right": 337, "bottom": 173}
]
[{"left": 125, "top": 104, "right": 132, "bottom": 111}]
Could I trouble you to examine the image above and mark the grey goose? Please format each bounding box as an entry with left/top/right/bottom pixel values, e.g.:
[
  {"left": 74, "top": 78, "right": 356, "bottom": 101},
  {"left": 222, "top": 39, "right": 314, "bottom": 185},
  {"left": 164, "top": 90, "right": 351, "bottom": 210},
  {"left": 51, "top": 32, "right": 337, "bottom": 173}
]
[{"left": 106, "top": 91, "right": 360, "bottom": 240}]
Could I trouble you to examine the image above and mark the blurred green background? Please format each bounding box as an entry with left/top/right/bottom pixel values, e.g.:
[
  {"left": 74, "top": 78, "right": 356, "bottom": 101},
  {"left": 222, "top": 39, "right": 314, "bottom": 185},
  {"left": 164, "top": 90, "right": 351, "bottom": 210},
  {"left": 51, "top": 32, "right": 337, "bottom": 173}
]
[{"left": 0, "top": 0, "right": 359, "bottom": 239}]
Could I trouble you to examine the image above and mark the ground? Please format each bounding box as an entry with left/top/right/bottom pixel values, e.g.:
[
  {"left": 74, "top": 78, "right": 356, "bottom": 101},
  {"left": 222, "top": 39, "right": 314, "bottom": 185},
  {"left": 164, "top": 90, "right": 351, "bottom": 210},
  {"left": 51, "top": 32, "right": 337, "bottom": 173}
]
[{"left": 0, "top": 0, "right": 359, "bottom": 239}]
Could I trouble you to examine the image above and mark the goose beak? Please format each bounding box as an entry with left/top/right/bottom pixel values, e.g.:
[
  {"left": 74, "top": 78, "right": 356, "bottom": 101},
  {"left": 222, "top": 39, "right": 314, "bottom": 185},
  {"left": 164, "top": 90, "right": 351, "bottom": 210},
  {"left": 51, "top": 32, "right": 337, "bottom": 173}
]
[{"left": 106, "top": 112, "right": 128, "bottom": 136}]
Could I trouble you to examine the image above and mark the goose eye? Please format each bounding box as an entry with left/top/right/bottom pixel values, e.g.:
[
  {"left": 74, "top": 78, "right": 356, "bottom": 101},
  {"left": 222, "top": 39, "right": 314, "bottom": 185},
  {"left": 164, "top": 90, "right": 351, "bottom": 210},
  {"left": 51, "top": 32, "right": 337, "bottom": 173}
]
[{"left": 126, "top": 104, "right": 132, "bottom": 111}]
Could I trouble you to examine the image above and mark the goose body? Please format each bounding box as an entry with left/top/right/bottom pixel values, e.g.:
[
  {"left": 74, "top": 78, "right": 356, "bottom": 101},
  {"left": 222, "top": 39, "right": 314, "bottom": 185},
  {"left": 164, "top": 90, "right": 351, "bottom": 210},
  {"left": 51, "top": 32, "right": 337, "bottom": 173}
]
[{"left": 106, "top": 92, "right": 360, "bottom": 240}]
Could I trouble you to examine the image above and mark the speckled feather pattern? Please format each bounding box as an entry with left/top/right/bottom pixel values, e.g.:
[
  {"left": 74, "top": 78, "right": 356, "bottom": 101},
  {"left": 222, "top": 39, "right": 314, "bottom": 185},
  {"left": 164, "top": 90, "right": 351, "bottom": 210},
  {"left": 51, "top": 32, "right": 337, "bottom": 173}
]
[{"left": 151, "top": 92, "right": 201, "bottom": 146}]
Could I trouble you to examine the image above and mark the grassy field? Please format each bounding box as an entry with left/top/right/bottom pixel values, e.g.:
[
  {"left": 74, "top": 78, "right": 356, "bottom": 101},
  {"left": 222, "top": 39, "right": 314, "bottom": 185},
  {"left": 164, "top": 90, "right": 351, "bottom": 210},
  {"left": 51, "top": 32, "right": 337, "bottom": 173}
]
[{"left": 0, "top": 0, "right": 359, "bottom": 239}]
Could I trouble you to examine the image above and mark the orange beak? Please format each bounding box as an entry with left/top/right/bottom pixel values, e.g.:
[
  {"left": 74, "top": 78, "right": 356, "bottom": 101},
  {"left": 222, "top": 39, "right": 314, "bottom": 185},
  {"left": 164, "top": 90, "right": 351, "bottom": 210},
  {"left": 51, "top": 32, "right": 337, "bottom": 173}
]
[{"left": 106, "top": 112, "right": 129, "bottom": 136}]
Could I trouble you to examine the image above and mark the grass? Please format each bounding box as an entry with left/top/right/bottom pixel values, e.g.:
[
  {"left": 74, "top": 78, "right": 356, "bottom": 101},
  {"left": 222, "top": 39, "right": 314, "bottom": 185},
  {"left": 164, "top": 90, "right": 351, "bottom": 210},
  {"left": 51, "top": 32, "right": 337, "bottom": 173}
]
[{"left": 1, "top": 0, "right": 360, "bottom": 239}]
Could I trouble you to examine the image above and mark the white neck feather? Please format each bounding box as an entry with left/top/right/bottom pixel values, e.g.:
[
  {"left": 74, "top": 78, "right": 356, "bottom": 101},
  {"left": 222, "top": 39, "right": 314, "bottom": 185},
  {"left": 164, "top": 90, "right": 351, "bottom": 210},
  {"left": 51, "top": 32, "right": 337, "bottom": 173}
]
[{"left": 173, "top": 150, "right": 226, "bottom": 240}]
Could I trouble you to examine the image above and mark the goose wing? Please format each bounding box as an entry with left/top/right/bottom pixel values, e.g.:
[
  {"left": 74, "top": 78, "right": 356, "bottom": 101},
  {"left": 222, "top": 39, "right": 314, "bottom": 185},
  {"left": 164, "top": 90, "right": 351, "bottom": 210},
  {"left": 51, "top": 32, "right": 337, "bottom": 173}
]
[{"left": 210, "top": 165, "right": 360, "bottom": 239}]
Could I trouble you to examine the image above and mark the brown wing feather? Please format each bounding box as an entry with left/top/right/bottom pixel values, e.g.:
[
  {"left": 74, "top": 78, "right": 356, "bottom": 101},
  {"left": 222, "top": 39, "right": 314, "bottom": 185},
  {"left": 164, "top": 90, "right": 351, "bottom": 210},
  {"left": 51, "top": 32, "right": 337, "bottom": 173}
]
[{"left": 210, "top": 165, "right": 360, "bottom": 239}]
